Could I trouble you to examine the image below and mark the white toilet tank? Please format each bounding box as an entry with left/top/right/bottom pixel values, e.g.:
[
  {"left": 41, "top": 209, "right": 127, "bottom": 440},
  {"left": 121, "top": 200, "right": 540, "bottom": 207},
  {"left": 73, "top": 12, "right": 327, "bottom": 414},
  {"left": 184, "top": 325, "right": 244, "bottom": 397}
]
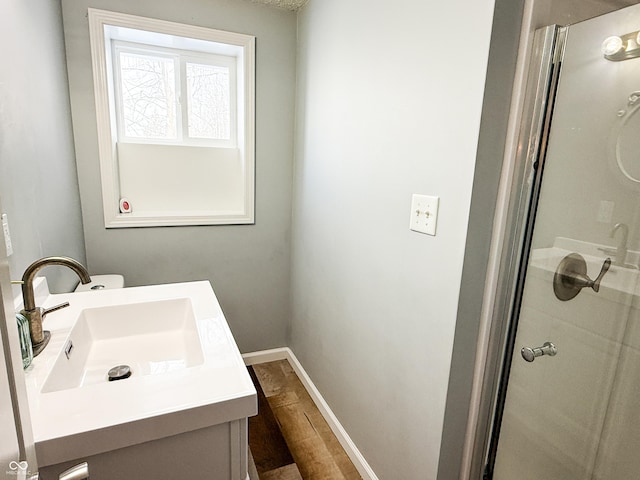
[{"left": 75, "top": 274, "right": 125, "bottom": 292}]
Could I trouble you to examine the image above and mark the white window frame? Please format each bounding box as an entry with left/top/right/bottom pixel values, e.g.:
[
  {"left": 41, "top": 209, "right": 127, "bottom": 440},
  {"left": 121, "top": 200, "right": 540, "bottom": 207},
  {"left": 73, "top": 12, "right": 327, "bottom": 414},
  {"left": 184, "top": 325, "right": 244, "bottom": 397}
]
[{"left": 88, "top": 9, "right": 255, "bottom": 227}]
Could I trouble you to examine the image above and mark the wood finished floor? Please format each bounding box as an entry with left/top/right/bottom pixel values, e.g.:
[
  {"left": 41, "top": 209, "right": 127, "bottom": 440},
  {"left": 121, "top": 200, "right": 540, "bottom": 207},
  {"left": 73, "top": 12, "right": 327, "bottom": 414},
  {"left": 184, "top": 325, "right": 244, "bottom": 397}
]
[{"left": 248, "top": 360, "right": 362, "bottom": 480}]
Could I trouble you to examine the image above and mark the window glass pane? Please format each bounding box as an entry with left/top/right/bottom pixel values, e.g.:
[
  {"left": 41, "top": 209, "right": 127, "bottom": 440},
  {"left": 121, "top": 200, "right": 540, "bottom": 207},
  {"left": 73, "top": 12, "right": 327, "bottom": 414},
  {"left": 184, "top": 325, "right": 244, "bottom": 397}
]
[
  {"left": 119, "top": 52, "right": 177, "bottom": 139},
  {"left": 186, "top": 62, "right": 230, "bottom": 140}
]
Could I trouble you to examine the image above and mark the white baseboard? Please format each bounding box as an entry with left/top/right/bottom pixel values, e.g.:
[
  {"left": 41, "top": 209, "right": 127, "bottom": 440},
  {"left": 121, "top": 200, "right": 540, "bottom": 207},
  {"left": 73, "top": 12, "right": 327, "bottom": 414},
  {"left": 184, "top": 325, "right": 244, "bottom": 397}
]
[
  {"left": 242, "top": 347, "right": 289, "bottom": 366},
  {"left": 242, "top": 347, "right": 379, "bottom": 480}
]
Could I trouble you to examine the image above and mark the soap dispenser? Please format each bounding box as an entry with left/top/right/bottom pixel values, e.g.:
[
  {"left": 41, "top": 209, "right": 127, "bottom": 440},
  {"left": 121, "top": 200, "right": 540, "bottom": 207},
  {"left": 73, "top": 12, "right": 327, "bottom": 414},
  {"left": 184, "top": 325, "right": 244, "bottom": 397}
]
[{"left": 16, "top": 313, "right": 33, "bottom": 368}]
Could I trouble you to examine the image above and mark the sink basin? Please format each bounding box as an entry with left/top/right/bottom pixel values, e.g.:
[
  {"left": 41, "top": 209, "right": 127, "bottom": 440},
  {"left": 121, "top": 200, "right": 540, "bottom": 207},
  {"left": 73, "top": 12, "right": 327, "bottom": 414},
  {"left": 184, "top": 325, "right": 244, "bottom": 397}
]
[
  {"left": 42, "top": 298, "right": 205, "bottom": 393},
  {"left": 24, "top": 280, "right": 256, "bottom": 470}
]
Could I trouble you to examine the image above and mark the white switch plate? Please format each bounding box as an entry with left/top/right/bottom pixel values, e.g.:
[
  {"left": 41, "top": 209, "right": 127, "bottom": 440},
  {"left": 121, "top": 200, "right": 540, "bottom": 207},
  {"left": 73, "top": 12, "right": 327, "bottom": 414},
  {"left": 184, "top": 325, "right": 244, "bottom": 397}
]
[
  {"left": 2, "top": 214, "right": 13, "bottom": 257},
  {"left": 409, "top": 194, "right": 439, "bottom": 236},
  {"left": 597, "top": 200, "right": 614, "bottom": 223}
]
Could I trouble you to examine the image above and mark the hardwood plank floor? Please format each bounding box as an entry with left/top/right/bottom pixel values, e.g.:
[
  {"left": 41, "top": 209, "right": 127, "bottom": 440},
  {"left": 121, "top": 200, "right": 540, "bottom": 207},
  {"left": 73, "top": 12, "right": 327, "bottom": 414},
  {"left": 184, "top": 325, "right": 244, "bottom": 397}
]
[
  {"left": 248, "top": 360, "right": 362, "bottom": 480},
  {"left": 248, "top": 367, "right": 296, "bottom": 472}
]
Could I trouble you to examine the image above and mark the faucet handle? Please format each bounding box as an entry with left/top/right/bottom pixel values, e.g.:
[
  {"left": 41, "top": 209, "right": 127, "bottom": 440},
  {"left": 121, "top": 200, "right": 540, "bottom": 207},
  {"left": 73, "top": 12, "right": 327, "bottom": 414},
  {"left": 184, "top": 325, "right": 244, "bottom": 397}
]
[
  {"left": 591, "top": 258, "right": 612, "bottom": 293},
  {"left": 26, "top": 302, "right": 72, "bottom": 357},
  {"left": 42, "top": 302, "right": 70, "bottom": 319}
]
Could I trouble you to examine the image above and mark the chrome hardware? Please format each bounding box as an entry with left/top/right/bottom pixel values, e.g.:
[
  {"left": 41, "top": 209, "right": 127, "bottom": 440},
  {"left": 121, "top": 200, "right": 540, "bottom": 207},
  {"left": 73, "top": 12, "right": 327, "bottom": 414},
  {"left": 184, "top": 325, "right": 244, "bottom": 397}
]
[
  {"left": 614, "top": 92, "right": 640, "bottom": 184},
  {"left": 521, "top": 342, "right": 557, "bottom": 362},
  {"left": 58, "top": 462, "right": 89, "bottom": 480},
  {"left": 108, "top": 365, "right": 132, "bottom": 381},
  {"left": 553, "top": 253, "right": 611, "bottom": 301},
  {"left": 610, "top": 223, "right": 629, "bottom": 266}
]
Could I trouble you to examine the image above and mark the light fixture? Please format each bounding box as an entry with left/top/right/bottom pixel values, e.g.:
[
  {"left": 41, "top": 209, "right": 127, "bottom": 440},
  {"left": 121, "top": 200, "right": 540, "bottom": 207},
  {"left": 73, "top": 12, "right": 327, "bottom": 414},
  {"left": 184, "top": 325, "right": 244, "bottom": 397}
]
[
  {"left": 602, "top": 36, "right": 623, "bottom": 56},
  {"left": 603, "top": 30, "right": 640, "bottom": 61}
]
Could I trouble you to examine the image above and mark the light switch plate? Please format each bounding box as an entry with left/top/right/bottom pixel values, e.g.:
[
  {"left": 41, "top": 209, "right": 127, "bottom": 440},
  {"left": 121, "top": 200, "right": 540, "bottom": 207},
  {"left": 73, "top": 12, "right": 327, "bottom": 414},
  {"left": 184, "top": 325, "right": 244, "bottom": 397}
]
[
  {"left": 597, "top": 200, "right": 614, "bottom": 223},
  {"left": 409, "top": 194, "right": 439, "bottom": 236}
]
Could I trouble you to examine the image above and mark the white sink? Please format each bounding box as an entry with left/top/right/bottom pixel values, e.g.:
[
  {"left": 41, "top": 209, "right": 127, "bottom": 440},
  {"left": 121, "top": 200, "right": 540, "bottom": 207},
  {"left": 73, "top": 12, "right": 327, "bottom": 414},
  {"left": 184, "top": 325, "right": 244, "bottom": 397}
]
[
  {"left": 41, "top": 298, "right": 205, "bottom": 393},
  {"left": 23, "top": 280, "right": 256, "bottom": 469}
]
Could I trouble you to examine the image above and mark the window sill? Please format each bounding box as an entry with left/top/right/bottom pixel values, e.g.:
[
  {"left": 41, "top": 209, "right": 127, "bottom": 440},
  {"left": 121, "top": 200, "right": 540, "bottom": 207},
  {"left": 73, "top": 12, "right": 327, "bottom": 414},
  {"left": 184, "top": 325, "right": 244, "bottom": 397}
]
[{"left": 106, "top": 211, "right": 255, "bottom": 228}]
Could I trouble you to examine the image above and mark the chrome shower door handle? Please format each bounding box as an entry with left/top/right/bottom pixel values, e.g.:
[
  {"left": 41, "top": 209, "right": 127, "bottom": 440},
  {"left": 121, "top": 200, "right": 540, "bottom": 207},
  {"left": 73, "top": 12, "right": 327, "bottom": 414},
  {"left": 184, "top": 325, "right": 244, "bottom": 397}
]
[{"left": 521, "top": 341, "right": 557, "bottom": 362}]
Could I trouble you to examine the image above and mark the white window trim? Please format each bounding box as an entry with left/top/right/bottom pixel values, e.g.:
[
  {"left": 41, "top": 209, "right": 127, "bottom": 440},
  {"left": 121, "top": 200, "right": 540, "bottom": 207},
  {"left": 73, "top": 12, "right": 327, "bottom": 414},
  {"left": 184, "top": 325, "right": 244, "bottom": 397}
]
[{"left": 88, "top": 8, "right": 255, "bottom": 227}]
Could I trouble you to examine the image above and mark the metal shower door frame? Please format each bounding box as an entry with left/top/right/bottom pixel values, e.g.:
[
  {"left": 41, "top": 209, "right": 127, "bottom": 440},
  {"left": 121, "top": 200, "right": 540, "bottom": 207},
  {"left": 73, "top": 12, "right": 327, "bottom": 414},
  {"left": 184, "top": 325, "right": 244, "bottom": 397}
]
[{"left": 466, "top": 24, "right": 568, "bottom": 480}]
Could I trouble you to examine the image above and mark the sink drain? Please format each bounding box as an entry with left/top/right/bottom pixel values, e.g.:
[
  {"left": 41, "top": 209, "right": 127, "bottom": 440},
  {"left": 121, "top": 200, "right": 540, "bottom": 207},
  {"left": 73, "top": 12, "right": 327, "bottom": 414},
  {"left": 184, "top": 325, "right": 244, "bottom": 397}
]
[{"left": 107, "top": 365, "right": 132, "bottom": 381}]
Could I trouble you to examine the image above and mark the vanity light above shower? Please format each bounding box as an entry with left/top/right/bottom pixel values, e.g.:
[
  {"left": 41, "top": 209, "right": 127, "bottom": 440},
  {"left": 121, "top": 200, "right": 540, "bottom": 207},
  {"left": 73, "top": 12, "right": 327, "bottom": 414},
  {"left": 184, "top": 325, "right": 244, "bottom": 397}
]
[{"left": 602, "top": 30, "right": 640, "bottom": 60}]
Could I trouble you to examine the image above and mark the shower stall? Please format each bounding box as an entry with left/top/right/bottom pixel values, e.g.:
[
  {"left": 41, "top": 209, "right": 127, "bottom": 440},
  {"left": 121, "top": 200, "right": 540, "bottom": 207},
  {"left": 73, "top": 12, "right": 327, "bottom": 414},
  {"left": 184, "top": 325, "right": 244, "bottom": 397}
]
[{"left": 475, "top": 3, "right": 640, "bottom": 479}]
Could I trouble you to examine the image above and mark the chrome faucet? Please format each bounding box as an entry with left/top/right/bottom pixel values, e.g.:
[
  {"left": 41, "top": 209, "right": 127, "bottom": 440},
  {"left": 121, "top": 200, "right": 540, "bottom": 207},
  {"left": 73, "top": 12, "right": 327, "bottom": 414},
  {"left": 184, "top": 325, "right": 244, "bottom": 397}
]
[
  {"left": 20, "top": 256, "right": 91, "bottom": 356},
  {"left": 610, "top": 223, "right": 629, "bottom": 267}
]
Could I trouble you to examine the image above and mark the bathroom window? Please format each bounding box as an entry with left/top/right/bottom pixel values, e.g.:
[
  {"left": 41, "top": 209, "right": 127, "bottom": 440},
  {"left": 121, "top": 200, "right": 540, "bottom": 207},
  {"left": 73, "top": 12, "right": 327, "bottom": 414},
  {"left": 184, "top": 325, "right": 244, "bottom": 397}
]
[
  {"left": 88, "top": 9, "right": 255, "bottom": 227},
  {"left": 113, "top": 43, "right": 236, "bottom": 147}
]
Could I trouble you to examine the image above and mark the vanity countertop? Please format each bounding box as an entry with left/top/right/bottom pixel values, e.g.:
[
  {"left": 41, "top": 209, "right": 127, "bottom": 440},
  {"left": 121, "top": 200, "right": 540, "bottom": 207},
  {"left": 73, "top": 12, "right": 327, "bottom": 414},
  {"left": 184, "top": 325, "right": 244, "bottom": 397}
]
[{"left": 22, "top": 280, "right": 256, "bottom": 467}]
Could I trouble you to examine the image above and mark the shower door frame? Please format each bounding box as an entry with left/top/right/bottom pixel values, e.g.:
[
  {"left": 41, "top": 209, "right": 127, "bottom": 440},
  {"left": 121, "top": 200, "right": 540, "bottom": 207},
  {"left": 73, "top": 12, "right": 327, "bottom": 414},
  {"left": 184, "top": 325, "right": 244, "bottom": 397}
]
[
  {"left": 483, "top": 24, "right": 566, "bottom": 479},
  {"left": 451, "top": 2, "right": 640, "bottom": 479},
  {"left": 465, "top": 24, "right": 567, "bottom": 480}
]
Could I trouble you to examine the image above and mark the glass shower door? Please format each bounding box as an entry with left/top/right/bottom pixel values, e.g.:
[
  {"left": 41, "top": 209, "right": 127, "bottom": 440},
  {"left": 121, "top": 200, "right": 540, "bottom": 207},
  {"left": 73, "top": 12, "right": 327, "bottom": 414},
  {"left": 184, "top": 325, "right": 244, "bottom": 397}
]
[{"left": 491, "top": 4, "right": 640, "bottom": 479}]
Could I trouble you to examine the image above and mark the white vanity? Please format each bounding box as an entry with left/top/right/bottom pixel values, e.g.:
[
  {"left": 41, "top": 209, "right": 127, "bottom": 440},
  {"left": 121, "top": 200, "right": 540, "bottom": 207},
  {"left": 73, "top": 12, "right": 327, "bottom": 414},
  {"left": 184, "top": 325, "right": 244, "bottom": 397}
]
[{"left": 22, "top": 280, "right": 256, "bottom": 480}]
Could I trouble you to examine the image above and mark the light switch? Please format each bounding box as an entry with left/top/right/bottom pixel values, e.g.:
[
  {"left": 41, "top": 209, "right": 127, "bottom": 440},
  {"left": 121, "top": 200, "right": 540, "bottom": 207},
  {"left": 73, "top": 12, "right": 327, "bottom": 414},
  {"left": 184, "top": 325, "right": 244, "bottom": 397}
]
[
  {"left": 597, "top": 200, "right": 614, "bottom": 223},
  {"left": 2, "top": 214, "right": 13, "bottom": 257},
  {"left": 409, "top": 194, "right": 439, "bottom": 236}
]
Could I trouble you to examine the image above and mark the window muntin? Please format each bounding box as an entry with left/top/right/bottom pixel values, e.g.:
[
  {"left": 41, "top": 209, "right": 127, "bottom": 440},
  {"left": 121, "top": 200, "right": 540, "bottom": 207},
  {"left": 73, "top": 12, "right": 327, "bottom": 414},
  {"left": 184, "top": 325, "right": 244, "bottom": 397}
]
[{"left": 113, "top": 41, "right": 237, "bottom": 147}]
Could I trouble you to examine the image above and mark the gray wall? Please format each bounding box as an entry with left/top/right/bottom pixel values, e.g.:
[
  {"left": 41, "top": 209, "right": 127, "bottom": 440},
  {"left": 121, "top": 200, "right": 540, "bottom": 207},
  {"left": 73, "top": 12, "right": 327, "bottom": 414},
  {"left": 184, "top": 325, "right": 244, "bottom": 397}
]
[
  {"left": 0, "top": 0, "right": 86, "bottom": 293},
  {"left": 438, "top": 0, "right": 525, "bottom": 477},
  {"left": 61, "top": 0, "right": 297, "bottom": 352},
  {"left": 290, "top": 0, "right": 496, "bottom": 477}
]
